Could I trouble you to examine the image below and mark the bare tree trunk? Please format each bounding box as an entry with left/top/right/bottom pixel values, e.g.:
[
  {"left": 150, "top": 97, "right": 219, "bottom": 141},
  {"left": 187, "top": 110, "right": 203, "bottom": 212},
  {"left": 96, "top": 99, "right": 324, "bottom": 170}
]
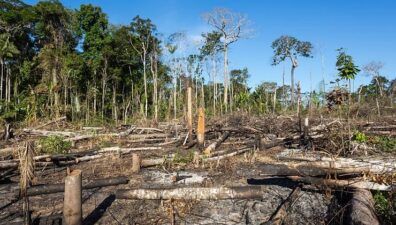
[
  {"left": 223, "top": 44, "right": 229, "bottom": 112},
  {"left": 0, "top": 58, "right": 3, "bottom": 101},
  {"left": 187, "top": 81, "right": 192, "bottom": 142},
  {"left": 273, "top": 87, "right": 277, "bottom": 113},
  {"left": 112, "top": 84, "right": 117, "bottom": 124},
  {"left": 290, "top": 65, "right": 296, "bottom": 106},
  {"left": 102, "top": 60, "right": 108, "bottom": 121},
  {"left": 143, "top": 52, "right": 148, "bottom": 119}
]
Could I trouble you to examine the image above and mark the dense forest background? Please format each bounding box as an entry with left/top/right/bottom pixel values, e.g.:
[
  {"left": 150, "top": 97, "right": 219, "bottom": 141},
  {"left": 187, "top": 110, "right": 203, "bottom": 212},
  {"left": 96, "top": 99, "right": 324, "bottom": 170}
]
[{"left": 0, "top": 0, "right": 395, "bottom": 126}]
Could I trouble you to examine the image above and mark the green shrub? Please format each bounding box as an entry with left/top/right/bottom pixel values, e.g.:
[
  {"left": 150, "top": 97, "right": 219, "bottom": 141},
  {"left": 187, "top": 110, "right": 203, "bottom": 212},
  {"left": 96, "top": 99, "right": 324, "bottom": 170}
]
[
  {"left": 173, "top": 150, "right": 194, "bottom": 164},
  {"left": 372, "top": 136, "right": 396, "bottom": 152},
  {"left": 39, "top": 136, "right": 72, "bottom": 154},
  {"left": 353, "top": 131, "right": 367, "bottom": 143},
  {"left": 373, "top": 191, "right": 395, "bottom": 224}
]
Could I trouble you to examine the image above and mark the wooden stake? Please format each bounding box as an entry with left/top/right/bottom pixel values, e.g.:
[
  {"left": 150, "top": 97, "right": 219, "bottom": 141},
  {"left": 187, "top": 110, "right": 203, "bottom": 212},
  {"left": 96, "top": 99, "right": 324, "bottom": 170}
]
[
  {"left": 132, "top": 153, "right": 141, "bottom": 173},
  {"left": 63, "top": 169, "right": 82, "bottom": 225},
  {"left": 197, "top": 107, "right": 205, "bottom": 149}
]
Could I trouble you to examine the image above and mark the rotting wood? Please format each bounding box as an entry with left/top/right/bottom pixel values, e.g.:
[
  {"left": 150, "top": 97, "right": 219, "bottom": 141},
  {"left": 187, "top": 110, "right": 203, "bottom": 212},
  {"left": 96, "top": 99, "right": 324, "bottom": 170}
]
[
  {"left": 287, "top": 176, "right": 394, "bottom": 191},
  {"left": 203, "top": 131, "right": 230, "bottom": 155},
  {"left": 348, "top": 189, "right": 379, "bottom": 225},
  {"left": 116, "top": 186, "right": 268, "bottom": 200},
  {"left": 63, "top": 169, "right": 82, "bottom": 225}
]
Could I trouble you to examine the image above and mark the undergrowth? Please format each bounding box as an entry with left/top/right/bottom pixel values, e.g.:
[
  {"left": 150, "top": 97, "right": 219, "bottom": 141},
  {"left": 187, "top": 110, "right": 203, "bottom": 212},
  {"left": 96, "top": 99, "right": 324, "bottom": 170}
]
[{"left": 39, "top": 136, "right": 72, "bottom": 154}]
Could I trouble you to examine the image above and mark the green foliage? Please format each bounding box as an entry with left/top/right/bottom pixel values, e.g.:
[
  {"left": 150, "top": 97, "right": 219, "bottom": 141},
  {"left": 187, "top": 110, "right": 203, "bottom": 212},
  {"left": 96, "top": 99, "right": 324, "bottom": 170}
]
[
  {"left": 371, "top": 136, "right": 396, "bottom": 152},
  {"left": 271, "top": 35, "right": 313, "bottom": 65},
  {"left": 373, "top": 191, "right": 395, "bottom": 224},
  {"left": 39, "top": 136, "right": 72, "bottom": 154},
  {"left": 353, "top": 131, "right": 367, "bottom": 143},
  {"left": 173, "top": 150, "right": 194, "bottom": 164},
  {"left": 335, "top": 48, "right": 360, "bottom": 81}
]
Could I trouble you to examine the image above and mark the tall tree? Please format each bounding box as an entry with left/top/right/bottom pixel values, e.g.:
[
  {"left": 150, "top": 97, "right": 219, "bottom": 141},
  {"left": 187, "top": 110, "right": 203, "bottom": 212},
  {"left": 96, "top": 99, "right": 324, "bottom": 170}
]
[
  {"left": 129, "top": 16, "right": 156, "bottom": 119},
  {"left": 34, "top": 0, "right": 76, "bottom": 117},
  {"left": 76, "top": 4, "right": 110, "bottom": 119},
  {"left": 271, "top": 35, "right": 313, "bottom": 106},
  {"left": 363, "top": 61, "right": 385, "bottom": 97},
  {"left": 200, "top": 31, "right": 223, "bottom": 115},
  {"left": 203, "top": 8, "right": 250, "bottom": 111}
]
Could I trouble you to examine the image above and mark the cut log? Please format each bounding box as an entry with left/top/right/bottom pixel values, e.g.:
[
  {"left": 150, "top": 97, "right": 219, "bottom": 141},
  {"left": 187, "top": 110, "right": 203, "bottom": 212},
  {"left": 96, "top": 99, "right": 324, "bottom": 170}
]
[
  {"left": 348, "top": 189, "right": 379, "bottom": 225},
  {"left": 255, "top": 161, "right": 393, "bottom": 177},
  {"left": 22, "top": 129, "right": 76, "bottom": 137},
  {"left": 264, "top": 187, "right": 301, "bottom": 225},
  {"left": 204, "top": 147, "right": 251, "bottom": 161},
  {"left": 277, "top": 152, "right": 396, "bottom": 174},
  {"left": 33, "top": 116, "right": 66, "bottom": 130},
  {"left": 203, "top": 131, "right": 230, "bottom": 155},
  {"left": 287, "top": 176, "right": 394, "bottom": 191},
  {"left": 116, "top": 186, "right": 268, "bottom": 200},
  {"left": 117, "top": 126, "right": 136, "bottom": 138},
  {"left": 0, "top": 176, "right": 128, "bottom": 199}
]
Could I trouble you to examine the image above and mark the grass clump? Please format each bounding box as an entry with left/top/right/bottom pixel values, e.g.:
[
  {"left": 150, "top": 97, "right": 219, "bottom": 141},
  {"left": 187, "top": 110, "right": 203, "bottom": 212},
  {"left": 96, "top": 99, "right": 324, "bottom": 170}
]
[
  {"left": 369, "top": 136, "right": 396, "bottom": 152},
  {"left": 39, "top": 136, "right": 72, "bottom": 154}
]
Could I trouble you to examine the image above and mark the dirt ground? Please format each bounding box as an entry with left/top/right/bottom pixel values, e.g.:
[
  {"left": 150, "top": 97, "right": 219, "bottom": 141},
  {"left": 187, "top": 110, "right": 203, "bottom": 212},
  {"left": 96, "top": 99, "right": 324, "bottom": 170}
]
[{"left": 0, "top": 113, "right": 395, "bottom": 225}]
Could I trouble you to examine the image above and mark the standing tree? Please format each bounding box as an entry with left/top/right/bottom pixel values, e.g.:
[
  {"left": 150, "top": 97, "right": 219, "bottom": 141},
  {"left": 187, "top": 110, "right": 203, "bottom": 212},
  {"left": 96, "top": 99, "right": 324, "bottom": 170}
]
[
  {"left": 200, "top": 31, "right": 223, "bottom": 115},
  {"left": 76, "top": 4, "right": 110, "bottom": 120},
  {"left": 271, "top": 35, "right": 313, "bottom": 106},
  {"left": 336, "top": 48, "right": 360, "bottom": 95},
  {"left": 363, "top": 61, "right": 385, "bottom": 97},
  {"left": 203, "top": 8, "right": 251, "bottom": 111},
  {"left": 129, "top": 16, "right": 156, "bottom": 119},
  {"left": 34, "top": 0, "right": 76, "bottom": 117}
]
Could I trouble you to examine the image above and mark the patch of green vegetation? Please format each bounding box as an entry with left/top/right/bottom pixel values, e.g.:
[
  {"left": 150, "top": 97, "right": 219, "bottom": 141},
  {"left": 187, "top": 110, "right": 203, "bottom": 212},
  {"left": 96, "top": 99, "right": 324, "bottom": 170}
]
[
  {"left": 39, "top": 136, "right": 72, "bottom": 154},
  {"left": 353, "top": 131, "right": 367, "bottom": 143},
  {"left": 373, "top": 191, "right": 396, "bottom": 224},
  {"left": 173, "top": 150, "right": 194, "bottom": 164},
  {"left": 371, "top": 136, "right": 396, "bottom": 152}
]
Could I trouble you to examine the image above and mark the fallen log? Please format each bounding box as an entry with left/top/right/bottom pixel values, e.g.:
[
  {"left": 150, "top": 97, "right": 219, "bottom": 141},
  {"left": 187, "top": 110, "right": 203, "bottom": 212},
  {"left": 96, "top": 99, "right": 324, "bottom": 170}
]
[
  {"left": 116, "top": 186, "right": 268, "bottom": 200},
  {"left": 263, "top": 187, "right": 301, "bottom": 225},
  {"left": 277, "top": 151, "right": 396, "bottom": 174},
  {"left": 287, "top": 176, "right": 394, "bottom": 191},
  {"left": 204, "top": 147, "right": 251, "bottom": 161},
  {"left": 348, "top": 189, "right": 379, "bottom": 225},
  {"left": 203, "top": 131, "right": 230, "bottom": 155},
  {"left": 33, "top": 116, "right": 67, "bottom": 130},
  {"left": 1, "top": 176, "right": 128, "bottom": 200},
  {"left": 22, "top": 129, "right": 76, "bottom": 137},
  {"left": 255, "top": 161, "right": 393, "bottom": 177}
]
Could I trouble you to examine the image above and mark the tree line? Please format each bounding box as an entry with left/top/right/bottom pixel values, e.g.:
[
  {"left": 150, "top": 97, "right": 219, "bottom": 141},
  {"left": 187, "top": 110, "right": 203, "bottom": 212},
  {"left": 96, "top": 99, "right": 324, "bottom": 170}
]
[{"left": 0, "top": 0, "right": 395, "bottom": 125}]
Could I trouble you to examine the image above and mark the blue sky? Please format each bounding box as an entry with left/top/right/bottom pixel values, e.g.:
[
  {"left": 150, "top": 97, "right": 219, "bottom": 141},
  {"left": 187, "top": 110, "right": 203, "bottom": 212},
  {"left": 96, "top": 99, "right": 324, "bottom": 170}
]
[{"left": 26, "top": 0, "right": 396, "bottom": 92}]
